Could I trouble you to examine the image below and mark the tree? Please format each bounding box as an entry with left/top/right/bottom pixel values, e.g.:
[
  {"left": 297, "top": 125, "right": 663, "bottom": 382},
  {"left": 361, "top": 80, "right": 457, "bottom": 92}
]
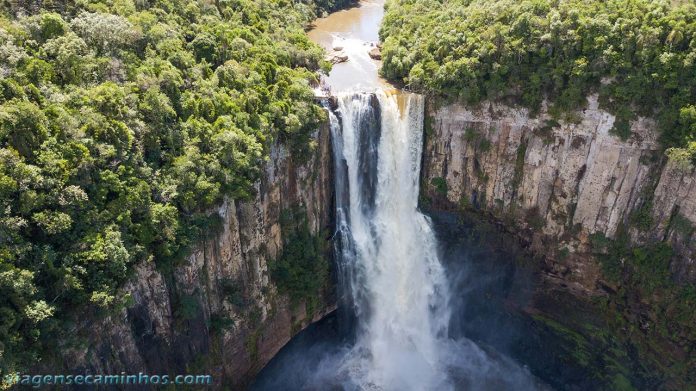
[
  {"left": 0, "top": 100, "right": 48, "bottom": 159},
  {"left": 380, "top": 0, "right": 696, "bottom": 148}
]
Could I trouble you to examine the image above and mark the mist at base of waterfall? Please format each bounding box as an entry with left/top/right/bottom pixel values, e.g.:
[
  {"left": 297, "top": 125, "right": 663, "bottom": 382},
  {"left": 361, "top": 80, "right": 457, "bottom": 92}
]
[
  {"left": 251, "top": 328, "right": 546, "bottom": 391},
  {"left": 250, "top": 210, "right": 553, "bottom": 391}
]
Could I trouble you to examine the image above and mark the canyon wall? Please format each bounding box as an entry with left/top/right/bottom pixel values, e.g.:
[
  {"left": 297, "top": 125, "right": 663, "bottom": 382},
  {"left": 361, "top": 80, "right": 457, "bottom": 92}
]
[
  {"left": 56, "top": 124, "right": 335, "bottom": 389},
  {"left": 422, "top": 96, "right": 696, "bottom": 294},
  {"left": 422, "top": 96, "right": 696, "bottom": 387}
]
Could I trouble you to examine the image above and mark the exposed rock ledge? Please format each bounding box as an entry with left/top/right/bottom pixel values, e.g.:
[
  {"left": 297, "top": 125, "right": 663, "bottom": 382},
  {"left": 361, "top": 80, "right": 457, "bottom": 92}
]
[
  {"left": 49, "top": 123, "right": 335, "bottom": 389},
  {"left": 423, "top": 95, "right": 696, "bottom": 294}
]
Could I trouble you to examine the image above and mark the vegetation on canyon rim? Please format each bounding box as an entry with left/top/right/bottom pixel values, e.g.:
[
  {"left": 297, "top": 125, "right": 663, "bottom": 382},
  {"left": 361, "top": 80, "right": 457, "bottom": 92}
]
[
  {"left": 380, "top": 0, "right": 696, "bottom": 154},
  {"left": 0, "top": 0, "right": 342, "bottom": 375}
]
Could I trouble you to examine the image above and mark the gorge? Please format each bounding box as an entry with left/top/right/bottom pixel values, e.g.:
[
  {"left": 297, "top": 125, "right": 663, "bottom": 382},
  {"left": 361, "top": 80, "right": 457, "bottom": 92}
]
[
  {"left": 256, "top": 0, "right": 696, "bottom": 389},
  {"left": 254, "top": 88, "right": 553, "bottom": 389},
  {"left": 1, "top": 0, "right": 694, "bottom": 390}
]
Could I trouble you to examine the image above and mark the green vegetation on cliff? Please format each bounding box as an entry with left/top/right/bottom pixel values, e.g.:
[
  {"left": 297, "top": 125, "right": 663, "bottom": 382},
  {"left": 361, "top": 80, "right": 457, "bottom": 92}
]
[
  {"left": 0, "top": 0, "right": 330, "bottom": 375},
  {"left": 380, "top": 0, "right": 696, "bottom": 148},
  {"left": 269, "top": 207, "right": 330, "bottom": 313},
  {"left": 314, "top": 0, "right": 358, "bottom": 14},
  {"left": 588, "top": 231, "right": 696, "bottom": 386}
]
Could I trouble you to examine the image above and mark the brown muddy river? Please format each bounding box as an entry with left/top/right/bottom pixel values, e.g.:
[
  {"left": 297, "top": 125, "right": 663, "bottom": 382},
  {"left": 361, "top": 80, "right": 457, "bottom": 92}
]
[{"left": 308, "top": 0, "right": 392, "bottom": 92}]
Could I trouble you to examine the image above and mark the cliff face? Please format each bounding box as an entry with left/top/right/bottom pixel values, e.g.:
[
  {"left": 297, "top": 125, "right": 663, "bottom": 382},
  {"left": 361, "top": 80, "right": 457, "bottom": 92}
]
[
  {"left": 423, "top": 96, "right": 696, "bottom": 293},
  {"left": 422, "top": 96, "right": 696, "bottom": 387},
  {"left": 60, "top": 124, "right": 334, "bottom": 389}
]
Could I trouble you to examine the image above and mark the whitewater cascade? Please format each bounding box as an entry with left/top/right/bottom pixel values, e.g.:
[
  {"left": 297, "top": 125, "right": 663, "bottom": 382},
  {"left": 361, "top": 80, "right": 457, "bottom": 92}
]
[
  {"left": 321, "top": 90, "right": 547, "bottom": 391},
  {"left": 329, "top": 91, "right": 451, "bottom": 389}
]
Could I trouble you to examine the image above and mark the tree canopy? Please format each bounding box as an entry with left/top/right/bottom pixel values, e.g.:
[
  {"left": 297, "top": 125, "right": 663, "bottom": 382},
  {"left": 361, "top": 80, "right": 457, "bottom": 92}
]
[
  {"left": 380, "top": 0, "right": 696, "bottom": 149},
  {"left": 0, "top": 0, "right": 331, "bottom": 374}
]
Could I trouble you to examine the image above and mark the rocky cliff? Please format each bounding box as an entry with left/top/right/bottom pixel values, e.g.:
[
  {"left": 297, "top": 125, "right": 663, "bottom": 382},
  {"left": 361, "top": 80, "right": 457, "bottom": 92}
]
[
  {"left": 421, "top": 96, "right": 696, "bottom": 387},
  {"left": 423, "top": 96, "right": 696, "bottom": 292},
  {"left": 56, "top": 123, "right": 335, "bottom": 389}
]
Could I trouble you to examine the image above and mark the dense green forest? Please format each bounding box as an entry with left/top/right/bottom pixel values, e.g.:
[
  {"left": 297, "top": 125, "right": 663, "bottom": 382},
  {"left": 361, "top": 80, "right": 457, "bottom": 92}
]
[
  {"left": 0, "top": 0, "right": 334, "bottom": 375},
  {"left": 381, "top": 0, "right": 696, "bottom": 152}
]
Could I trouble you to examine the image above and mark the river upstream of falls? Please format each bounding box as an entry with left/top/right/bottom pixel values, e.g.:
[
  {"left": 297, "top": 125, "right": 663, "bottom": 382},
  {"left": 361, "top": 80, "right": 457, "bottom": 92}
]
[{"left": 253, "top": 2, "right": 550, "bottom": 390}]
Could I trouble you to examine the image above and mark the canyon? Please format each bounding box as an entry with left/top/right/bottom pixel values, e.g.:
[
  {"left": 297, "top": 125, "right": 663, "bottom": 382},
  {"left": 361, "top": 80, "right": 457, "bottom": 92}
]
[
  {"left": 423, "top": 96, "right": 696, "bottom": 292},
  {"left": 49, "top": 93, "right": 696, "bottom": 390},
  {"left": 47, "top": 123, "right": 335, "bottom": 389},
  {"left": 43, "top": 2, "right": 696, "bottom": 389},
  {"left": 421, "top": 96, "right": 696, "bottom": 388}
]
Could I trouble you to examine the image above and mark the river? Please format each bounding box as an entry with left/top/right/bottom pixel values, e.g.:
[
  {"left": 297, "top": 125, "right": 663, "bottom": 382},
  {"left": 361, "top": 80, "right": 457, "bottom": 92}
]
[{"left": 307, "top": 0, "right": 391, "bottom": 92}]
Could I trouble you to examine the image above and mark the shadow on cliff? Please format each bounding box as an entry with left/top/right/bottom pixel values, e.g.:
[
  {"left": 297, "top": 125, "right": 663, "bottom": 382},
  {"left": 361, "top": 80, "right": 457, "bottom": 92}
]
[
  {"left": 429, "top": 211, "right": 593, "bottom": 391},
  {"left": 249, "top": 314, "right": 352, "bottom": 390}
]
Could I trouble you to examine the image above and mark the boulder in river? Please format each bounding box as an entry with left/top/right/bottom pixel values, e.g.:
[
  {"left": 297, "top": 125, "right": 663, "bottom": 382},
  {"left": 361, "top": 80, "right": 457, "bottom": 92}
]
[
  {"left": 327, "top": 52, "right": 349, "bottom": 64},
  {"left": 368, "top": 47, "right": 381, "bottom": 60},
  {"left": 333, "top": 46, "right": 344, "bottom": 51}
]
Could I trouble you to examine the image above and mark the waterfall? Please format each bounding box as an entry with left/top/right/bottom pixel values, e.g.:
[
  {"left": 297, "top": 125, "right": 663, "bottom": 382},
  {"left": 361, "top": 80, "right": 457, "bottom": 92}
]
[
  {"left": 253, "top": 90, "right": 547, "bottom": 391},
  {"left": 253, "top": 3, "right": 550, "bottom": 389},
  {"left": 329, "top": 91, "right": 452, "bottom": 390},
  {"left": 322, "top": 91, "right": 547, "bottom": 391}
]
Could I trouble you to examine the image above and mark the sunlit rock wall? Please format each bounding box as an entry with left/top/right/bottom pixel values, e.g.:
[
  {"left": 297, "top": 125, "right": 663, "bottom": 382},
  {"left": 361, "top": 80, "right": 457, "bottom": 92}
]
[{"left": 423, "top": 96, "right": 696, "bottom": 293}]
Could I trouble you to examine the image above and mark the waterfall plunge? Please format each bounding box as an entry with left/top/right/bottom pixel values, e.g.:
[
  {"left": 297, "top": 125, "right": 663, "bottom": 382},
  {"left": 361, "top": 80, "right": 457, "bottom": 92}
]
[
  {"left": 330, "top": 91, "right": 451, "bottom": 390},
  {"left": 252, "top": 90, "right": 547, "bottom": 391},
  {"left": 323, "top": 91, "right": 546, "bottom": 391}
]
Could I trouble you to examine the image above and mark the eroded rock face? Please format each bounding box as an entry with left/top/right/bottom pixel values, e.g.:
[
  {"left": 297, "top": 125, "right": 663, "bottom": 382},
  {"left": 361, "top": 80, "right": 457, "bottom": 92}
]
[
  {"left": 652, "top": 160, "right": 696, "bottom": 283},
  {"left": 422, "top": 95, "right": 696, "bottom": 292},
  {"left": 58, "top": 124, "right": 335, "bottom": 389}
]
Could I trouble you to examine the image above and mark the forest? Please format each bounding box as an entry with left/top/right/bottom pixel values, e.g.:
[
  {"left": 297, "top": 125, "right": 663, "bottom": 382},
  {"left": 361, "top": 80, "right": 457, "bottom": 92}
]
[
  {"left": 380, "top": 0, "right": 696, "bottom": 152},
  {"left": 0, "top": 0, "right": 336, "bottom": 374}
]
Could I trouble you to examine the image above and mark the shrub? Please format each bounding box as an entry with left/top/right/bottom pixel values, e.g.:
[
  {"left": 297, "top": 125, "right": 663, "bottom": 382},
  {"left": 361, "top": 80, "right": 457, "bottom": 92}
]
[
  {"left": 269, "top": 208, "right": 329, "bottom": 304},
  {"left": 430, "top": 177, "right": 448, "bottom": 195}
]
